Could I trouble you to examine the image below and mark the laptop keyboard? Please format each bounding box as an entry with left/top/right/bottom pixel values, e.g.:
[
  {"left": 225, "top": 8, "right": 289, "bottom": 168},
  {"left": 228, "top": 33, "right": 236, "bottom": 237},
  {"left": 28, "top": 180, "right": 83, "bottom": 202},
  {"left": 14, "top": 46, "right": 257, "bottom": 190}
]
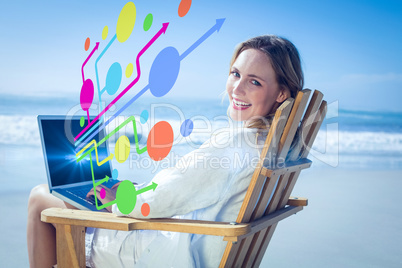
[
  {"left": 66, "top": 180, "right": 118, "bottom": 206},
  {"left": 66, "top": 186, "right": 97, "bottom": 205}
]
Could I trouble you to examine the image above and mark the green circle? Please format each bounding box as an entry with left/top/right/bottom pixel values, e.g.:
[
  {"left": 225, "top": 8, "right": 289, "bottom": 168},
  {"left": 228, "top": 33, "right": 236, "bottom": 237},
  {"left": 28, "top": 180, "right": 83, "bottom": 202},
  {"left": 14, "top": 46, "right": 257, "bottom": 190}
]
[
  {"left": 80, "top": 116, "right": 85, "bottom": 127},
  {"left": 143, "top": 13, "right": 153, "bottom": 31},
  {"left": 116, "top": 180, "right": 137, "bottom": 214}
]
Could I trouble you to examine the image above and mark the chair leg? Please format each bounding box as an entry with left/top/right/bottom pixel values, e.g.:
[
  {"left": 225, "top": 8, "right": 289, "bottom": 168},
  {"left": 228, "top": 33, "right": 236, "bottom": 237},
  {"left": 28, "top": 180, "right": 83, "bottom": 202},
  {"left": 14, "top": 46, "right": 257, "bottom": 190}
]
[{"left": 55, "top": 224, "right": 86, "bottom": 268}]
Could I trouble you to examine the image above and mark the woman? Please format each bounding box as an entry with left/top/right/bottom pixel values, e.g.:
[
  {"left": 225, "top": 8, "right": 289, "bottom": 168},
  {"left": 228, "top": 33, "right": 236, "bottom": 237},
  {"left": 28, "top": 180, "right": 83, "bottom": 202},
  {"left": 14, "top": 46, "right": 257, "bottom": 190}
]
[{"left": 27, "top": 34, "right": 303, "bottom": 267}]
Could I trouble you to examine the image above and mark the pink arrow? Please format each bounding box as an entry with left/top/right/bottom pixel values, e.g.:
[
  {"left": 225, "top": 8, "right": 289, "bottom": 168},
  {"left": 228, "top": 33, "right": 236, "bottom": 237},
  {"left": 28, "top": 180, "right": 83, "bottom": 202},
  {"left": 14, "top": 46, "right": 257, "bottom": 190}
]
[
  {"left": 82, "top": 42, "right": 100, "bottom": 82},
  {"left": 127, "top": 23, "right": 168, "bottom": 91},
  {"left": 75, "top": 23, "right": 169, "bottom": 141}
]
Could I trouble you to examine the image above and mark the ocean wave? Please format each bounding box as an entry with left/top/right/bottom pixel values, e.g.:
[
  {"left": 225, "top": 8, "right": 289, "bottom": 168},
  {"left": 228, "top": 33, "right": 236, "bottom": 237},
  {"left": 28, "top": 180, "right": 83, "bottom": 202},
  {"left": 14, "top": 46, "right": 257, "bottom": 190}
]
[
  {"left": 312, "top": 130, "right": 402, "bottom": 155},
  {"left": 0, "top": 115, "right": 41, "bottom": 146}
]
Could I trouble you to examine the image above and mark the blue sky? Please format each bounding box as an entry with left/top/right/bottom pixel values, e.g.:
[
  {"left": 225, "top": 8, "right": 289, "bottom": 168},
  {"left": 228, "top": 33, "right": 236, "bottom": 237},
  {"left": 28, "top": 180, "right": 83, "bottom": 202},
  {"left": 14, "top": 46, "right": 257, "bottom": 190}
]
[{"left": 0, "top": 0, "right": 401, "bottom": 111}]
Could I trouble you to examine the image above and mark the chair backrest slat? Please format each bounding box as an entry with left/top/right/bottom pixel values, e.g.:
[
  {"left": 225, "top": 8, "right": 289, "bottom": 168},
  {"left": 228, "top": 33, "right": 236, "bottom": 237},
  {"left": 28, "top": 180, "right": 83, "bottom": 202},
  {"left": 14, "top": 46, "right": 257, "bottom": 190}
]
[
  {"left": 301, "top": 100, "right": 328, "bottom": 158},
  {"left": 288, "top": 90, "right": 324, "bottom": 161},
  {"left": 277, "top": 89, "right": 312, "bottom": 160}
]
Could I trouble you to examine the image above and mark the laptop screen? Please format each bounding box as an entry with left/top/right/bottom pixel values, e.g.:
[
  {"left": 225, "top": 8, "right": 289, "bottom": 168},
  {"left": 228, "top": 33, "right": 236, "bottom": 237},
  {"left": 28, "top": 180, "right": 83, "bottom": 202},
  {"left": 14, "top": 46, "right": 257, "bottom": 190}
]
[{"left": 38, "top": 116, "right": 112, "bottom": 188}]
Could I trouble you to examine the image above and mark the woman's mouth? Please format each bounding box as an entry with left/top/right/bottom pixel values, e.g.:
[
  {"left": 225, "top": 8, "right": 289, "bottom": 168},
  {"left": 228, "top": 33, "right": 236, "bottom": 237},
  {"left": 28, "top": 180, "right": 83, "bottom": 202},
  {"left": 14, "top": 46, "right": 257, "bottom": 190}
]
[{"left": 232, "top": 98, "right": 252, "bottom": 110}]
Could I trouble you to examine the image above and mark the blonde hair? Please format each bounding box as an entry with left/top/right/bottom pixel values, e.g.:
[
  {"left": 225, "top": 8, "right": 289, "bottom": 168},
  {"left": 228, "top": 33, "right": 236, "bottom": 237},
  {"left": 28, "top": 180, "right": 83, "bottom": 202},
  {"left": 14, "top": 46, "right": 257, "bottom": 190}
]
[{"left": 229, "top": 35, "right": 304, "bottom": 130}]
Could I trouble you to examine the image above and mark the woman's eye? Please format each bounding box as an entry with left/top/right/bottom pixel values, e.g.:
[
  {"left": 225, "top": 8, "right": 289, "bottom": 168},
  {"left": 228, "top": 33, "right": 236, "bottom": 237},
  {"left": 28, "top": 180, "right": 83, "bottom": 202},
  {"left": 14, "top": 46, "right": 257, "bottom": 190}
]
[
  {"left": 231, "top": 71, "right": 240, "bottom": 78},
  {"left": 252, "top": 80, "right": 261, "bottom": 86}
]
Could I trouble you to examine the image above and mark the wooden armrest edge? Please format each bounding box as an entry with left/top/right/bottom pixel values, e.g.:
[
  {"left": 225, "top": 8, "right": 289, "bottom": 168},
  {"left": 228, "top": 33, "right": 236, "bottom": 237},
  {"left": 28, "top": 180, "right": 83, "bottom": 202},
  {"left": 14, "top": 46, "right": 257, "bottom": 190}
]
[
  {"left": 287, "top": 196, "right": 308, "bottom": 206},
  {"left": 41, "top": 208, "right": 251, "bottom": 237},
  {"left": 223, "top": 205, "right": 303, "bottom": 242},
  {"left": 261, "top": 158, "right": 312, "bottom": 177}
]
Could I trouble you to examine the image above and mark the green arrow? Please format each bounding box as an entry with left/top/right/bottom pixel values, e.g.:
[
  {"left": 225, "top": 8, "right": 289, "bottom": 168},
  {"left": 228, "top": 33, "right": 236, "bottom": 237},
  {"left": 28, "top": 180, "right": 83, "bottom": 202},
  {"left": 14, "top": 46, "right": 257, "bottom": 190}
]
[{"left": 136, "top": 182, "right": 158, "bottom": 195}]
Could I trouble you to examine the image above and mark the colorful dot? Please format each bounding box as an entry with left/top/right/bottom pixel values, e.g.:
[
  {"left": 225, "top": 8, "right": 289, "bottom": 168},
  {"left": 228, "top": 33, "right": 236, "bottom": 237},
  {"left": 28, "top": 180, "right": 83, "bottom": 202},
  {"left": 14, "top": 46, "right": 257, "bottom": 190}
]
[
  {"left": 100, "top": 188, "right": 106, "bottom": 199},
  {"left": 125, "top": 63, "right": 134, "bottom": 78},
  {"left": 80, "top": 79, "right": 94, "bottom": 111},
  {"left": 140, "top": 110, "right": 149, "bottom": 124},
  {"left": 180, "top": 119, "right": 193, "bottom": 137},
  {"left": 102, "top": 25, "right": 109, "bottom": 40},
  {"left": 104, "top": 62, "right": 122, "bottom": 95},
  {"left": 116, "top": 2, "right": 136, "bottom": 43},
  {"left": 141, "top": 203, "right": 150, "bottom": 217},
  {"left": 112, "top": 168, "right": 119, "bottom": 180},
  {"left": 84, "top": 37, "right": 90, "bottom": 51},
  {"left": 147, "top": 121, "right": 174, "bottom": 161},
  {"left": 143, "top": 13, "right": 153, "bottom": 31},
  {"left": 80, "top": 116, "right": 85, "bottom": 127},
  {"left": 116, "top": 180, "right": 137, "bottom": 215},
  {"left": 149, "top": 47, "right": 181, "bottom": 98},
  {"left": 178, "top": 0, "right": 192, "bottom": 17},
  {"left": 115, "top": 135, "right": 131, "bottom": 163}
]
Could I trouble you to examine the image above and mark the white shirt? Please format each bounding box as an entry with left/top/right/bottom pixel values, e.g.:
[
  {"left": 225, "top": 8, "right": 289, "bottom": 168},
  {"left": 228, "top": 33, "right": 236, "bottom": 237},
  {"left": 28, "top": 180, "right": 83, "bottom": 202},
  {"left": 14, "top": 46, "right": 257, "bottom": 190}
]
[{"left": 86, "top": 127, "right": 265, "bottom": 268}]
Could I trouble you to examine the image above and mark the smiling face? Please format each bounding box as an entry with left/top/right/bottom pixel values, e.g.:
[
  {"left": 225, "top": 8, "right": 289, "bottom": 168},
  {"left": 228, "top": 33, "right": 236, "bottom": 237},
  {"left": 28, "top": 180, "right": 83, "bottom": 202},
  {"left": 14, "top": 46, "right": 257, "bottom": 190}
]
[{"left": 226, "top": 48, "right": 288, "bottom": 124}]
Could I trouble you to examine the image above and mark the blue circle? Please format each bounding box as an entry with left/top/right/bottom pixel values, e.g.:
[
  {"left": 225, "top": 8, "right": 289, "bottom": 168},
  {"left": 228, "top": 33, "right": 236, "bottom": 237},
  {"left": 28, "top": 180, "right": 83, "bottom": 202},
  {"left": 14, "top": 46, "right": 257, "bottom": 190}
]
[
  {"left": 149, "top": 47, "right": 180, "bottom": 97},
  {"left": 112, "top": 169, "right": 119, "bottom": 180},
  {"left": 140, "top": 110, "right": 149, "bottom": 124},
  {"left": 105, "top": 62, "right": 122, "bottom": 95},
  {"left": 180, "top": 119, "right": 193, "bottom": 137}
]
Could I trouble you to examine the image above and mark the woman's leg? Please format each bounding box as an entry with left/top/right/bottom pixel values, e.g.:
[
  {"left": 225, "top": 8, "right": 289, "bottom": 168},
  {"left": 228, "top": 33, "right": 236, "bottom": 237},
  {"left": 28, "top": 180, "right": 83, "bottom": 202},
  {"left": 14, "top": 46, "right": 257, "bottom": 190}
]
[{"left": 27, "top": 184, "right": 74, "bottom": 268}]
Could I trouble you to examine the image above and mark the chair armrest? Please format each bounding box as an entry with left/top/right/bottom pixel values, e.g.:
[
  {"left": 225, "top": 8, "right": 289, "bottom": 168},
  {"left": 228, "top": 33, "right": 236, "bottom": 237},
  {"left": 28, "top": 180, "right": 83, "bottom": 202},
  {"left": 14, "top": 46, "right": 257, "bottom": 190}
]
[
  {"left": 223, "top": 205, "right": 303, "bottom": 242},
  {"left": 287, "top": 196, "right": 308, "bottom": 206},
  {"left": 41, "top": 208, "right": 250, "bottom": 237},
  {"left": 261, "top": 158, "right": 312, "bottom": 177}
]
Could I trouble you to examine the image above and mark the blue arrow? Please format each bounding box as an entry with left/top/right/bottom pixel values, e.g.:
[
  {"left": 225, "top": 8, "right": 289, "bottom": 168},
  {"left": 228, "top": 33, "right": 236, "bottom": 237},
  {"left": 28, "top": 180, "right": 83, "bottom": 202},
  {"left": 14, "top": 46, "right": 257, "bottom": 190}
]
[
  {"left": 179, "top": 18, "right": 225, "bottom": 61},
  {"left": 95, "top": 34, "right": 117, "bottom": 111}
]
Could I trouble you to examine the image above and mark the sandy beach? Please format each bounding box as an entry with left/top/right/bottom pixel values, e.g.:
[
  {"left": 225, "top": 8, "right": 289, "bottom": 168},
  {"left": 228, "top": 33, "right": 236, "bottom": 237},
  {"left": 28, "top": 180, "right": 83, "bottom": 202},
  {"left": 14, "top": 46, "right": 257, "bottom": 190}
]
[{"left": 1, "top": 143, "right": 401, "bottom": 267}]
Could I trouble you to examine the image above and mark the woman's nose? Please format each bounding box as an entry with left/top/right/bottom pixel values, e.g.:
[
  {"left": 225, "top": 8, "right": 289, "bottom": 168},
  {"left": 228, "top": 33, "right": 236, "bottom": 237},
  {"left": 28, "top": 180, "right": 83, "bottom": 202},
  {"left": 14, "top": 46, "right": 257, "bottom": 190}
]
[{"left": 232, "top": 79, "right": 246, "bottom": 96}]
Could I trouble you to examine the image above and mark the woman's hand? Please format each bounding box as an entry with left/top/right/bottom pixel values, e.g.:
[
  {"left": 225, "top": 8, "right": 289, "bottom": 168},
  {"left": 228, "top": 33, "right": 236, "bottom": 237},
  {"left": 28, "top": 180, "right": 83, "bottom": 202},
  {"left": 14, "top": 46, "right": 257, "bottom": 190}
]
[
  {"left": 86, "top": 183, "right": 119, "bottom": 212},
  {"left": 86, "top": 181, "right": 138, "bottom": 212}
]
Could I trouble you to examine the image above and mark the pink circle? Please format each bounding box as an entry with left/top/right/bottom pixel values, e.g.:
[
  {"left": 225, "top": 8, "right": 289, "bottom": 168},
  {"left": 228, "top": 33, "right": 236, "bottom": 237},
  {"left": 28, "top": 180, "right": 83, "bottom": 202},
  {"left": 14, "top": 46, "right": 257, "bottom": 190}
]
[
  {"left": 80, "top": 79, "right": 94, "bottom": 111},
  {"left": 100, "top": 188, "right": 106, "bottom": 199}
]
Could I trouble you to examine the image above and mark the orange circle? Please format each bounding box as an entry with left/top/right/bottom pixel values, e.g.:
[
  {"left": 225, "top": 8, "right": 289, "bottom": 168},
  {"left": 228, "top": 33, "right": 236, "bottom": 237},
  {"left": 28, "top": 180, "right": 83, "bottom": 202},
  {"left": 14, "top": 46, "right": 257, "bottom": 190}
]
[
  {"left": 147, "top": 121, "right": 173, "bottom": 161},
  {"left": 84, "top": 37, "right": 90, "bottom": 51},
  {"left": 141, "top": 203, "right": 150, "bottom": 217},
  {"left": 178, "top": 0, "right": 192, "bottom": 17}
]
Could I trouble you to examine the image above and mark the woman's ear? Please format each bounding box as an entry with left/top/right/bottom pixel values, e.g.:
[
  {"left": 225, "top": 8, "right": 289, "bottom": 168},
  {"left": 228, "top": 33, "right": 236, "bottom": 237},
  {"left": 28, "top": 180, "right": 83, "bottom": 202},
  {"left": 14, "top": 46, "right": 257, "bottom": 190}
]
[{"left": 276, "top": 88, "right": 290, "bottom": 103}]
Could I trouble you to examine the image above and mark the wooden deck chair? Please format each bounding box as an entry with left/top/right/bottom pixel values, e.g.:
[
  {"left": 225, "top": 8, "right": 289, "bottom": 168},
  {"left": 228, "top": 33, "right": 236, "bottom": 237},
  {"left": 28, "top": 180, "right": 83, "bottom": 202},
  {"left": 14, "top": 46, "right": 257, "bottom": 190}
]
[{"left": 41, "top": 89, "right": 327, "bottom": 268}]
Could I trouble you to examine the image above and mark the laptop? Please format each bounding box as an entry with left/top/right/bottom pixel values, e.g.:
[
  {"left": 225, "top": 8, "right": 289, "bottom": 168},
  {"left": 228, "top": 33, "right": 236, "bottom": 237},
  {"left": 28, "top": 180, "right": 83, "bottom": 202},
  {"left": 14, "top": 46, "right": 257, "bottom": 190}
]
[{"left": 37, "top": 115, "right": 118, "bottom": 212}]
